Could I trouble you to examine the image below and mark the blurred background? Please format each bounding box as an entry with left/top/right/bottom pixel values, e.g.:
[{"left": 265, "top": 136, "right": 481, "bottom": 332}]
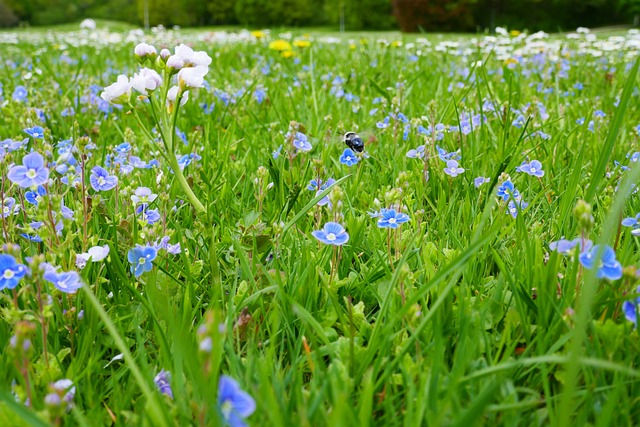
[{"left": 0, "top": 0, "right": 638, "bottom": 32}]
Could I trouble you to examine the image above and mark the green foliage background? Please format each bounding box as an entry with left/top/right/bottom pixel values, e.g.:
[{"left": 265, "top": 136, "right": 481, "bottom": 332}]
[{"left": 0, "top": 0, "right": 638, "bottom": 30}]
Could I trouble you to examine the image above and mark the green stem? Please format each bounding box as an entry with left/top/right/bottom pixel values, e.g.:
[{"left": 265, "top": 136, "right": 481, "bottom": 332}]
[{"left": 168, "top": 155, "right": 206, "bottom": 214}]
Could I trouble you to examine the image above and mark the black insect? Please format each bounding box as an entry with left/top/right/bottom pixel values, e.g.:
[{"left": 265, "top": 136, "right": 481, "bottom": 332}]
[{"left": 343, "top": 131, "right": 365, "bottom": 153}]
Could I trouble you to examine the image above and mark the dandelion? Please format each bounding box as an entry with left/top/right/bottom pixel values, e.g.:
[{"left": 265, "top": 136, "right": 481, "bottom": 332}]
[
  {"left": 377, "top": 209, "right": 410, "bottom": 229},
  {"left": 0, "top": 254, "right": 27, "bottom": 291},
  {"left": 312, "top": 222, "right": 349, "bottom": 246},
  {"left": 269, "top": 39, "right": 292, "bottom": 51},
  {"left": 7, "top": 152, "right": 50, "bottom": 188},
  {"left": 218, "top": 376, "right": 256, "bottom": 427},
  {"left": 127, "top": 245, "right": 158, "bottom": 277},
  {"left": 578, "top": 245, "right": 623, "bottom": 280},
  {"left": 339, "top": 148, "right": 359, "bottom": 166}
]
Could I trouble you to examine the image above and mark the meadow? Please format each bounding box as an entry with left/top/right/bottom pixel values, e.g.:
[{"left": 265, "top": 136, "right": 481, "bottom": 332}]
[{"left": 0, "top": 21, "right": 639, "bottom": 426}]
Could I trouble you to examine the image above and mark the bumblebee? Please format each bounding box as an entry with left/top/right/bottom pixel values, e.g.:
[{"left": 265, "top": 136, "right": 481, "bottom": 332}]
[{"left": 343, "top": 131, "right": 365, "bottom": 153}]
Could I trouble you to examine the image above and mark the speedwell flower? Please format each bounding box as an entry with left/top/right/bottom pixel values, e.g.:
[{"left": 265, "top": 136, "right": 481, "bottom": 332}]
[
  {"left": 517, "top": 160, "right": 545, "bottom": 177},
  {"left": 7, "top": 152, "right": 50, "bottom": 188},
  {"left": 578, "top": 244, "right": 623, "bottom": 280},
  {"left": 496, "top": 180, "right": 519, "bottom": 201},
  {"left": 0, "top": 254, "right": 27, "bottom": 291},
  {"left": 44, "top": 270, "right": 83, "bottom": 294},
  {"left": 443, "top": 160, "right": 465, "bottom": 177},
  {"left": 90, "top": 166, "right": 118, "bottom": 192},
  {"left": 312, "top": 222, "right": 349, "bottom": 245},
  {"left": 218, "top": 376, "right": 256, "bottom": 427},
  {"left": 622, "top": 213, "right": 640, "bottom": 236},
  {"left": 377, "top": 209, "right": 410, "bottom": 229},
  {"left": 339, "top": 148, "right": 359, "bottom": 166},
  {"left": 127, "top": 245, "right": 158, "bottom": 277}
]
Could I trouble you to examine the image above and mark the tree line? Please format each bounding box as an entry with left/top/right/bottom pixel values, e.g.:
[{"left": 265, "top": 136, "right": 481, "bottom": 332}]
[{"left": 1, "top": 0, "right": 637, "bottom": 32}]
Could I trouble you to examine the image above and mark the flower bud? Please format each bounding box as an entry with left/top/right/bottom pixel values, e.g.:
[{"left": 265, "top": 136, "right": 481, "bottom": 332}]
[{"left": 573, "top": 199, "right": 594, "bottom": 232}]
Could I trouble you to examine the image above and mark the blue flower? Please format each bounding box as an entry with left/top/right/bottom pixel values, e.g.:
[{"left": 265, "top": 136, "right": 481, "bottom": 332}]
[
  {"left": 131, "top": 187, "right": 157, "bottom": 205},
  {"left": 7, "top": 152, "right": 50, "bottom": 188},
  {"left": 25, "top": 186, "right": 47, "bottom": 205},
  {"left": 0, "top": 254, "right": 27, "bottom": 290},
  {"left": 312, "top": 222, "right": 349, "bottom": 245},
  {"left": 622, "top": 213, "right": 640, "bottom": 236},
  {"left": 127, "top": 245, "right": 158, "bottom": 277},
  {"left": 44, "top": 270, "right": 83, "bottom": 293},
  {"left": 154, "top": 370, "right": 173, "bottom": 399},
  {"left": 623, "top": 286, "right": 640, "bottom": 326},
  {"left": 12, "top": 86, "right": 27, "bottom": 102},
  {"left": 218, "top": 376, "right": 256, "bottom": 427},
  {"left": 2, "top": 197, "right": 19, "bottom": 218},
  {"left": 292, "top": 132, "right": 312, "bottom": 152},
  {"left": 517, "top": 160, "right": 545, "bottom": 177},
  {"left": 377, "top": 209, "right": 410, "bottom": 229},
  {"left": 272, "top": 145, "right": 283, "bottom": 159},
  {"left": 90, "top": 166, "right": 118, "bottom": 191},
  {"left": 376, "top": 116, "right": 390, "bottom": 129},
  {"left": 496, "top": 180, "right": 519, "bottom": 201},
  {"left": 507, "top": 199, "right": 528, "bottom": 218},
  {"left": 443, "top": 160, "right": 465, "bottom": 177},
  {"left": 136, "top": 204, "right": 161, "bottom": 225},
  {"left": 24, "top": 126, "right": 44, "bottom": 139},
  {"left": 406, "top": 145, "right": 425, "bottom": 159},
  {"left": 339, "top": 148, "right": 359, "bottom": 166},
  {"left": 549, "top": 237, "right": 592, "bottom": 255},
  {"left": 474, "top": 177, "right": 490, "bottom": 188},
  {"left": 578, "top": 245, "right": 623, "bottom": 280}
]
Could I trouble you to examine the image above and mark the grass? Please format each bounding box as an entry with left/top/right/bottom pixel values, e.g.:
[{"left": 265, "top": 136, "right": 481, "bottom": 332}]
[{"left": 0, "top": 23, "right": 639, "bottom": 426}]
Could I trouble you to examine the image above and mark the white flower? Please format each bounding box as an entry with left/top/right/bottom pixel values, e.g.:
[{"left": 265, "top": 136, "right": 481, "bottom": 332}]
[
  {"left": 80, "top": 19, "right": 96, "bottom": 30},
  {"left": 167, "top": 86, "right": 189, "bottom": 107},
  {"left": 131, "top": 68, "right": 162, "bottom": 96},
  {"left": 134, "top": 42, "right": 157, "bottom": 57},
  {"left": 160, "top": 48, "right": 171, "bottom": 60},
  {"left": 166, "top": 55, "right": 185, "bottom": 71},
  {"left": 177, "top": 65, "right": 208, "bottom": 89},
  {"left": 174, "top": 44, "right": 212, "bottom": 67},
  {"left": 100, "top": 75, "right": 132, "bottom": 104}
]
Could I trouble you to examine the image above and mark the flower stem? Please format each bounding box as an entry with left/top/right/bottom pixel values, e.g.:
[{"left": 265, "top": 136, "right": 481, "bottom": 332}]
[{"left": 167, "top": 156, "right": 206, "bottom": 214}]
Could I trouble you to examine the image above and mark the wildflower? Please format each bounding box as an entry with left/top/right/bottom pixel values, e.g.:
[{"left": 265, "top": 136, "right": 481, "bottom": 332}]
[
  {"left": 377, "top": 209, "right": 410, "bottom": 229},
  {"left": 45, "top": 379, "right": 75, "bottom": 410},
  {"left": 578, "top": 245, "right": 623, "bottom": 280},
  {"left": 178, "top": 65, "right": 208, "bottom": 89},
  {"left": 474, "top": 177, "right": 490, "bottom": 188},
  {"left": 339, "top": 148, "right": 359, "bottom": 166},
  {"left": 24, "top": 126, "right": 44, "bottom": 139},
  {"left": 406, "top": 145, "right": 425, "bottom": 159},
  {"left": 76, "top": 245, "right": 110, "bottom": 269},
  {"left": 172, "top": 44, "right": 212, "bottom": 68},
  {"left": 154, "top": 370, "right": 173, "bottom": 399},
  {"left": 496, "top": 180, "right": 519, "bottom": 201},
  {"left": 507, "top": 199, "right": 528, "bottom": 218},
  {"left": 7, "top": 152, "right": 50, "bottom": 188},
  {"left": 517, "top": 160, "right": 545, "bottom": 177},
  {"left": 134, "top": 42, "right": 157, "bottom": 58},
  {"left": 44, "top": 270, "right": 83, "bottom": 293},
  {"left": 90, "top": 166, "right": 118, "bottom": 191},
  {"left": 621, "top": 213, "right": 640, "bottom": 236},
  {"left": 167, "top": 85, "right": 189, "bottom": 108},
  {"left": 2, "top": 197, "right": 19, "bottom": 218},
  {"left": 549, "top": 237, "right": 592, "bottom": 255},
  {"left": 376, "top": 116, "right": 390, "bottom": 129},
  {"left": 292, "top": 132, "right": 312, "bottom": 152},
  {"left": 0, "top": 254, "right": 27, "bottom": 291},
  {"left": 100, "top": 75, "right": 132, "bottom": 105},
  {"left": 312, "top": 222, "right": 349, "bottom": 246},
  {"left": 218, "top": 376, "right": 256, "bottom": 427},
  {"left": 136, "top": 204, "right": 161, "bottom": 225},
  {"left": 127, "top": 245, "right": 158, "bottom": 277},
  {"left": 251, "top": 30, "right": 265, "bottom": 39},
  {"left": 12, "top": 86, "right": 28, "bottom": 102},
  {"left": 269, "top": 39, "right": 292, "bottom": 51},
  {"left": 294, "top": 40, "right": 311, "bottom": 48},
  {"left": 623, "top": 286, "right": 640, "bottom": 326},
  {"left": 443, "top": 160, "right": 465, "bottom": 177},
  {"left": 131, "top": 187, "right": 157, "bottom": 205},
  {"left": 131, "top": 68, "right": 162, "bottom": 96}
]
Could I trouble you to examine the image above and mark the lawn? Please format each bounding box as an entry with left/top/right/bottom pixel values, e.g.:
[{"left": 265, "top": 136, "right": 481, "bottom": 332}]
[{"left": 0, "top": 21, "right": 639, "bottom": 426}]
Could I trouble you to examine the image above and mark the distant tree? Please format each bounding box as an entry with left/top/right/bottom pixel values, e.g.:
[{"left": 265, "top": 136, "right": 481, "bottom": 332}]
[
  {"left": 207, "top": 0, "right": 236, "bottom": 24},
  {"left": 0, "top": 1, "right": 19, "bottom": 26},
  {"left": 392, "top": 0, "right": 475, "bottom": 32},
  {"left": 324, "top": 0, "right": 395, "bottom": 30}
]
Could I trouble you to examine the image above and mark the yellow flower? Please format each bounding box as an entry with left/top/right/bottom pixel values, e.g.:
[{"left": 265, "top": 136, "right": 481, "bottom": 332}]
[
  {"left": 269, "top": 39, "right": 292, "bottom": 52},
  {"left": 281, "top": 50, "right": 296, "bottom": 58},
  {"left": 391, "top": 40, "right": 402, "bottom": 48},
  {"left": 503, "top": 57, "right": 519, "bottom": 66},
  {"left": 293, "top": 40, "right": 311, "bottom": 48},
  {"left": 510, "top": 30, "right": 521, "bottom": 37},
  {"left": 349, "top": 43, "right": 356, "bottom": 50},
  {"left": 251, "top": 30, "right": 266, "bottom": 39}
]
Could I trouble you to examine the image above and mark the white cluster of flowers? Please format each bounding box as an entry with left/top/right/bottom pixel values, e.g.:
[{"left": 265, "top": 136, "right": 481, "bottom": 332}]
[{"left": 100, "top": 42, "right": 212, "bottom": 109}]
